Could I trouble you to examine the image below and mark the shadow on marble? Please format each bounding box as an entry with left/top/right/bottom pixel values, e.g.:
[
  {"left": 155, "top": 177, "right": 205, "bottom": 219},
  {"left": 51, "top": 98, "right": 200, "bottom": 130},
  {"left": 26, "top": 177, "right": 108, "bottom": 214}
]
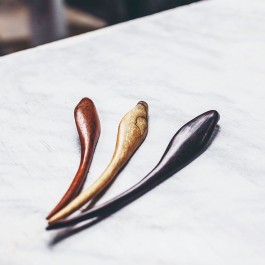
[
  {"left": 48, "top": 125, "right": 220, "bottom": 246},
  {"left": 48, "top": 215, "right": 108, "bottom": 247}
]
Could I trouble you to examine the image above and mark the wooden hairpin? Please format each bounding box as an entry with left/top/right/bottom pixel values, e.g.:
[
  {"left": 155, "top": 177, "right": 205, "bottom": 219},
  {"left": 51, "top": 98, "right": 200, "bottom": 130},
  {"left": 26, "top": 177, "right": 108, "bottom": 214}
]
[{"left": 47, "top": 98, "right": 100, "bottom": 219}]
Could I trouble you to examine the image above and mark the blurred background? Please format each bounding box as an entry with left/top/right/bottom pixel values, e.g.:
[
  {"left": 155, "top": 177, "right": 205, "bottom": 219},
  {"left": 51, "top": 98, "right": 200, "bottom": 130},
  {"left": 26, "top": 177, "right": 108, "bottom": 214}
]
[{"left": 0, "top": 0, "right": 199, "bottom": 56}]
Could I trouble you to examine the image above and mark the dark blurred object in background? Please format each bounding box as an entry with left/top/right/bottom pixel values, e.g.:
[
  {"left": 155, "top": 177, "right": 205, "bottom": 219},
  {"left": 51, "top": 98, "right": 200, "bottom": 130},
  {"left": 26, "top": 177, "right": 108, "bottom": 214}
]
[
  {"left": 66, "top": 0, "right": 200, "bottom": 24},
  {"left": 28, "top": 0, "right": 67, "bottom": 46},
  {"left": 0, "top": 0, "right": 31, "bottom": 54},
  {"left": 0, "top": 0, "right": 199, "bottom": 56}
]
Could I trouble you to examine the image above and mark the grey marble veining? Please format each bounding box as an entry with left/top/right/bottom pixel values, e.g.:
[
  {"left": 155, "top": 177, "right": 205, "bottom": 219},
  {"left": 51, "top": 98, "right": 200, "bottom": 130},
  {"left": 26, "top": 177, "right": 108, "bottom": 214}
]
[{"left": 1, "top": 0, "right": 265, "bottom": 264}]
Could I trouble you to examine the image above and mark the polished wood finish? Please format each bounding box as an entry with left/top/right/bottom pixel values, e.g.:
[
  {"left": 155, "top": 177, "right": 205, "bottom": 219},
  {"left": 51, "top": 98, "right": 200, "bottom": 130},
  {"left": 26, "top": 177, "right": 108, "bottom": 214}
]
[
  {"left": 46, "top": 98, "right": 101, "bottom": 219},
  {"left": 48, "top": 101, "right": 148, "bottom": 224},
  {"left": 47, "top": 110, "right": 219, "bottom": 230}
]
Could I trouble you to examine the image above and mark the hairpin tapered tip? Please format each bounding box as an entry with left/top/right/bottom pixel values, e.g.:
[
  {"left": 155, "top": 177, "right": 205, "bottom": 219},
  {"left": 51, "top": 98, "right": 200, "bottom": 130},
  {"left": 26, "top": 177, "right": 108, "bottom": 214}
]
[
  {"left": 46, "top": 222, "right": 62, "bottom": 230},
  {"left": 46, "top": 225, "right": 52, "bottom": 231},
  {"left": 46, "top": 211, "right": 54, "bottom": 220}
]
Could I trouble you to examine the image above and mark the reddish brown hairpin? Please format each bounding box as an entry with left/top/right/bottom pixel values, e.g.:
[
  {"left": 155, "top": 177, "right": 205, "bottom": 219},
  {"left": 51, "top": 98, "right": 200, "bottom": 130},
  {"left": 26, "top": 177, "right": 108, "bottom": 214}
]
[{"left": 46, "top": 98, "right": 101, "bottom": 219}]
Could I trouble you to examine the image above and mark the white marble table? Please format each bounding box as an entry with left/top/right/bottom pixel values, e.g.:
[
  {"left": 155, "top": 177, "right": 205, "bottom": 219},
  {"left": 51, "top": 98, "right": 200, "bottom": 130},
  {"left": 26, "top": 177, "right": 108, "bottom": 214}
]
[{"left": 1, "top": 0, "right": 265, "bottom": 264}]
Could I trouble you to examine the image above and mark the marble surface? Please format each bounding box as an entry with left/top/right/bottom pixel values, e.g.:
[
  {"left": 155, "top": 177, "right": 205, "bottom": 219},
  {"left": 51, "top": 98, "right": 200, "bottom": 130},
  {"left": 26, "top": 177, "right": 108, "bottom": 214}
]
[{"left": 1, "top": 0, "right": 265, "bottom": 264}]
